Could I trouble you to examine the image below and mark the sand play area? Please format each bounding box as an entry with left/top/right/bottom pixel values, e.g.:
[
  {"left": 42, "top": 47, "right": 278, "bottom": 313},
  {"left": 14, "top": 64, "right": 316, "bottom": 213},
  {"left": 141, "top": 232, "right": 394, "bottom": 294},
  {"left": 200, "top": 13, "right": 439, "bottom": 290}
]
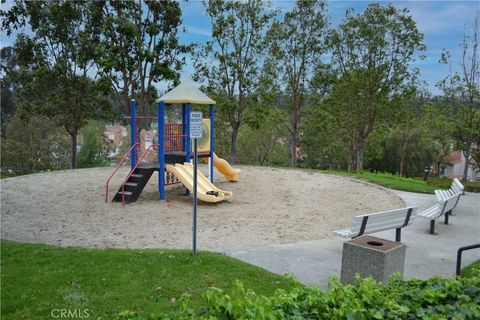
[{"left": 1, "top": 166, "right": 403, "bottom": 250}]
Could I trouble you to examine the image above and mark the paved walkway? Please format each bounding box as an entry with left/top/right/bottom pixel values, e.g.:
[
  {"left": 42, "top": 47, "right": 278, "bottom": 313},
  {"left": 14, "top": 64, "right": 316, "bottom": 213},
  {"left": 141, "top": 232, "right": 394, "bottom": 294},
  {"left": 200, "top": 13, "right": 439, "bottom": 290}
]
[{"left": 222, "top": 190, "right": 480, "bottom": 288}]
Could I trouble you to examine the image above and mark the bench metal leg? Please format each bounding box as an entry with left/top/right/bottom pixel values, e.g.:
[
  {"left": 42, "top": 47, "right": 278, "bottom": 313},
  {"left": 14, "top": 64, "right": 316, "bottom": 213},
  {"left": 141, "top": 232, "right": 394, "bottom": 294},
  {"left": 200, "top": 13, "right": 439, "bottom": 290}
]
[
  {"left": 430, "top": 220, "right": 435, "bottom": 234},
  {"left": 395, "top": 228, "right": 401, "bottom": 242},
  {"left": 444, "top": 210, "right": 451, "bottom": 225}
]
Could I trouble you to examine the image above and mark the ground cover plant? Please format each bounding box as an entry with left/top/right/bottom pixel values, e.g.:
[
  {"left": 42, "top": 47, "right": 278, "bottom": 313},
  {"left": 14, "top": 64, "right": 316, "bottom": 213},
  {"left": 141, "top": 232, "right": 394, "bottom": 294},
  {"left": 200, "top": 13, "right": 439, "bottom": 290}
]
[
  {"left": 119, "top": 272, "right": 480, "bottom": 319},
  {"left": 462, "top": 259, "right": 480, "bottom": 278},
  {"left": 2, "top": 240, "right": 479, "bottom": 320},
  {"left": 0, "top": 241, "right": 295, "bottom": 319}
]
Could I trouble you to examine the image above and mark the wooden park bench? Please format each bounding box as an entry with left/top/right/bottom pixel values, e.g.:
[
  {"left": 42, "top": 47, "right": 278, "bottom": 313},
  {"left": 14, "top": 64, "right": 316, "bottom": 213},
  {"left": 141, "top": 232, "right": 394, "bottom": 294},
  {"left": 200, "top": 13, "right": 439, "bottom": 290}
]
[
  {"left": 334, "top": 207, "right": 417, "bottom": 242},
  {"left": 435, "top": 178, "right": 464, "bottom": 202},
  {"left": 417, "top": 192, "right": 462, "bottom": 234}
]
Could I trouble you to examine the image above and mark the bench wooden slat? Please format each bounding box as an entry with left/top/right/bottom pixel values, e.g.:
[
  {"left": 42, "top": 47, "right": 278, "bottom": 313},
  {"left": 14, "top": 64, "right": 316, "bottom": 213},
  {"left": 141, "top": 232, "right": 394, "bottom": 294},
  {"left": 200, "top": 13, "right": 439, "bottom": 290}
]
[
  {"left": 435, "top": 190, "right": 446, "bottom": 201},
  {"left": 334, "top": 207, "right": 417, "bottom": 241},
  {"left": 453, "top": 178, "right": 464, "bottom": 191},
  {"left": 417, "top": 192, "right": 461, "bottom": 234},
  {"left": 441, "top": 190, "right": 452, "bottom": 198},
  {"left": 355, "top": 219, "right": 413, "bottom": 234},
  {"left": 444, "top": 194, "right": 460, "bottom": 211},
  {"left": 334, "top": 229, "right": 353, "bottom": 238},
  {"left": 417, "top": 203, "right": 443, "bottom": 219},
  {"left": 350, "top": 214, "right": 414, "bottom": 234},
  {"left": 354, "top": 207, "right": 414, "bottom": 219},
  {"left": 451, "top": 184, "right": 462, "bottom": 194}
]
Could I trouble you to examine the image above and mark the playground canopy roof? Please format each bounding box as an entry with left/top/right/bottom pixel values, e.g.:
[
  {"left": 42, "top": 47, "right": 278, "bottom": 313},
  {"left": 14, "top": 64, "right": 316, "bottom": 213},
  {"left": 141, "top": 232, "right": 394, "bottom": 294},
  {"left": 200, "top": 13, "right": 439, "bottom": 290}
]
[{"left": 157, "top": 82, "right": 215, "bottom": 105}]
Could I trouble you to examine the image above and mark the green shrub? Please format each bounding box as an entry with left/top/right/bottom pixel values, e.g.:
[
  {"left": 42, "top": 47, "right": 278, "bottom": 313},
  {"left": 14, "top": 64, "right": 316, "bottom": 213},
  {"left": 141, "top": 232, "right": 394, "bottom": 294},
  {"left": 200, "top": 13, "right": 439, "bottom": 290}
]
[
  {"left": 461, "top": 181, "right": 480, "bottom": 193},
  {"left": 426, "top": 177, "right": 480, "bottom": 193},
  {"left": 115, "top": 274, "right": 480, "bottom": 319}
]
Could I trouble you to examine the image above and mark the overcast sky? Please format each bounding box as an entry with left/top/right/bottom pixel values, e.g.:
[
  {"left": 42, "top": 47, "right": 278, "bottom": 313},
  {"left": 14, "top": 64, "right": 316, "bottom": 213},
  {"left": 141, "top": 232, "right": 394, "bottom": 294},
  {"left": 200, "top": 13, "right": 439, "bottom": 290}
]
[
  {"left": 179, "top": 0, "right": 479, "bottom": 95},
  {"left": 1, "top": 1, "right": 479, "bottom": 95}
]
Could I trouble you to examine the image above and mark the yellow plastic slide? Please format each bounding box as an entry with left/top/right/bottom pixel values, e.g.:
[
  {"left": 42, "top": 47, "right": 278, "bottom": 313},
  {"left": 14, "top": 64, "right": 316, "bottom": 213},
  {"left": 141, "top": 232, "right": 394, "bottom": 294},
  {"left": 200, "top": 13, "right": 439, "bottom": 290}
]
[
  {"left": 211, "top": 153, "right": 241, "bottom": 181},
  {"left": 165, "top": 164, "right": 232, "bottom": 203},
  {"left": 183, "top": 163, "right": 233, "bottom": 197}
]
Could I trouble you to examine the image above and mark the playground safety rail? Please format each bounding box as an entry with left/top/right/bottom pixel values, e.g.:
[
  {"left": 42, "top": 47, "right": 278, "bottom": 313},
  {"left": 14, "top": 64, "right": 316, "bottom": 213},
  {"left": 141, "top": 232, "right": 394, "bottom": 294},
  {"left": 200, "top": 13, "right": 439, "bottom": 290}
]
[
  {"left": 120, "top": 143, "right": 160, "bottom": 207},
  {"left": 107, "top": 133, "right": 188, "bottom": 206},
  {"left": 105, "top": 142, "right": 139, "bottom": 203}
]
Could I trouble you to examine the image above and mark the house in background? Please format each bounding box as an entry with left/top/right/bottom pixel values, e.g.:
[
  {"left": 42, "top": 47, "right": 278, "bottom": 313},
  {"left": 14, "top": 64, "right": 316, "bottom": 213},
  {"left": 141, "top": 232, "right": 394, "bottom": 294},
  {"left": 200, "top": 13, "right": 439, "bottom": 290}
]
[
  {"left": 104, "top": 125, "right": 159, "bottom": 162},
  {"left": 103, "top": 125, "right": 127, "bottom": 158},
  {"left": 440, "top": 150, "right": 479, "bottom": 181}
]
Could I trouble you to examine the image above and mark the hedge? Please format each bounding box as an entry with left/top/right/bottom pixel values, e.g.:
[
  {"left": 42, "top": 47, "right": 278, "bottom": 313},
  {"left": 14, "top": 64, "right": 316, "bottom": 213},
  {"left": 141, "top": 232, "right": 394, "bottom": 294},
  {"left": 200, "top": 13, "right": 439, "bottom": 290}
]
[
  {"left": 114, "top": 271, "right": 480, "bottom": 320},
  {"left": 426, "top": 177, "right": 480, "bottom": 193}
]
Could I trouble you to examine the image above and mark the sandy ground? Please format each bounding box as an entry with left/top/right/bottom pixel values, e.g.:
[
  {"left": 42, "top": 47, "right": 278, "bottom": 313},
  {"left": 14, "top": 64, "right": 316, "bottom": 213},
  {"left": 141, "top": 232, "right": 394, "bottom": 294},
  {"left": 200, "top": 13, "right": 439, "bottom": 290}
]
[{"left": 1, "top": 166, "right": 403, "bottom": 250}]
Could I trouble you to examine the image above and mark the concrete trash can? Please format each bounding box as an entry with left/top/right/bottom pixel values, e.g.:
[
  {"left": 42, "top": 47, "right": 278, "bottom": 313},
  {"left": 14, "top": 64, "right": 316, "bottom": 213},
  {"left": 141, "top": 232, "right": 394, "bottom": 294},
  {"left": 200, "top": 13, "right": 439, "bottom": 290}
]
[{"left": 340, "top": 235, "right": 406, "bottom": 284}]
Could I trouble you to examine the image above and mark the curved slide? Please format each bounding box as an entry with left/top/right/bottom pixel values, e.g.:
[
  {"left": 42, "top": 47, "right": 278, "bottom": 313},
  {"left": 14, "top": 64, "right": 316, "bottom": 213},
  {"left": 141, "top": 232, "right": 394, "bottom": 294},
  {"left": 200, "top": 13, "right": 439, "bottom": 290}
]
[
  {"left": 165, "top": 164, "right": 232, "bottom": 203},
  {"left": 183, "top": 163, "right": 233, "bottom": 197},
  {"left": 211, "top": 153, "right": 241, "bottom": 182}
]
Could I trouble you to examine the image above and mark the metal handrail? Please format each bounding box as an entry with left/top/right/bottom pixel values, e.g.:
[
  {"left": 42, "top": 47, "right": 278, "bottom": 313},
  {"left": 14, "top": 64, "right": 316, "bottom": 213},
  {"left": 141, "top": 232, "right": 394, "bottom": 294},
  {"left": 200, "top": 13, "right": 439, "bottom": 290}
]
[
  {"left": 120, "top": 143, "right": 160, "bottom": 207},
  {"left": 105, "top": 143, "right": 139, "bottom": 203},
  {"left": 109, "top": 134, "right": 190, "bottom": 207},
  {"left": 456, "top": 243, "right": 480, "bottom": 275}
]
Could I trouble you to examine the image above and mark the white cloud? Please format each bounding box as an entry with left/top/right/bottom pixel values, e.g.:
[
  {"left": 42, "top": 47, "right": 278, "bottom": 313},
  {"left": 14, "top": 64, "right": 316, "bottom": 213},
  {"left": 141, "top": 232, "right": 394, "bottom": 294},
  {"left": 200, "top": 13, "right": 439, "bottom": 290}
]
[
  {"left": 394, "top": 1, "right": 478, "bottom": 35},
  {"left": 185, "top": 25, "right": 211, "bottom": 37}
]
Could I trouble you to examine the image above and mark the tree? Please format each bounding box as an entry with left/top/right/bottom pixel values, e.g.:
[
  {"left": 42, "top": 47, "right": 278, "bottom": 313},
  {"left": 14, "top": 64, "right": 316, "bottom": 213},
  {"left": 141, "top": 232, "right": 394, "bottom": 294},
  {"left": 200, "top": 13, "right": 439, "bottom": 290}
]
[
  {"left": 268, "top": 0, "right": 328, "bottom": 167},
  {"left": 328, "top": 3, "right": 425, "bottom": 171},
  {"left": 1, "top": 115, "right": 70, "bottom": 176},
  {"left": 77, "top": 120, "right": 108, "bottom": 168},
  {"left": 236, "top": 109, "right": 288, "bottom": 166},
  {"left": 301, "top": 104, "right": 351, "bottom": 169},
  {"left": 1, "top": 1, "right": 114, "bottom": 168},
  {"left": 438, "top": 11, "right": 480, "bottom": 181},
  {"left": 376, "top": 84, "right": 438, "bottom": 176},
  {"left": 0, "top": 46, "right": 17, "bottom": 137},
  {"left": 99, "top": 0, "right": 189, "bottom": 121},
  {"left": 193, "top": 0, "right": 276, "bottom": 164}
]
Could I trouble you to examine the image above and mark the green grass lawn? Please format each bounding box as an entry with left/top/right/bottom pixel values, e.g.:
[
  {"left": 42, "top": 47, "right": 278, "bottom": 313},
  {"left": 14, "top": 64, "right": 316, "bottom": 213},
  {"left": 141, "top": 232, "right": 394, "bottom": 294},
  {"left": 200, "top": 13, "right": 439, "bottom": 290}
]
[
  {"left": 0, "top": 240, "right": 295, "bottom": 319},
  {"left": 319, "top": 170, "right": 438, "bottom": 194},
  {"left": 462, "top": 259, "right": 480, "bottom": 278}
]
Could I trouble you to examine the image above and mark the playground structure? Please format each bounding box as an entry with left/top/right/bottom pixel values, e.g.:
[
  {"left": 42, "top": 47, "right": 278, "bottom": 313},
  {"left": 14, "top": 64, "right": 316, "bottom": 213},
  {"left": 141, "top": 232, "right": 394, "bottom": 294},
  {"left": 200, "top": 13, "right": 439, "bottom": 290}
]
[{"left": 105, "top": 83, "right": 241, "bottom": 206}]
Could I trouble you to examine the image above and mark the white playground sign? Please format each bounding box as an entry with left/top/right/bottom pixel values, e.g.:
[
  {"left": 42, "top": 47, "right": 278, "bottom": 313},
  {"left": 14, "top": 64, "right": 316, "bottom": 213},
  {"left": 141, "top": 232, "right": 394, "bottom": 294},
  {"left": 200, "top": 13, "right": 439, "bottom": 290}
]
[{"left": 190, "top": 111, "right": 203, "bottom": 139}]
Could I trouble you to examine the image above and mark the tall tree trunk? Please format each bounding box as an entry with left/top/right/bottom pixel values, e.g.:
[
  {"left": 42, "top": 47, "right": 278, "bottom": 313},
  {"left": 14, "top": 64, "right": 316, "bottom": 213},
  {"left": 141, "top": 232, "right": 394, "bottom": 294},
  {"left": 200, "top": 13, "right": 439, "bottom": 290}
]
[
  {"left": 348, "top": 140, "right": 356, "bottom": 172},
  {"left": 356, "top": 137, "right": 365, "bottom": 172},
  {"left": 123, "top": 71, "right": 130, "bottom": 115},
  {"left": 136, "top": 96, "right": 146, "bottom": 131},
  {"left": 462, "top": 143, "right": 472, "bottom": 181},
  {"left": 230, "top": 123, "right": 239, "bottom": 164},
  {"left": 399, "top": 157, "right": 405, "bottom": 177},
  {"left": 290, "top": 97, "right": 300, "bottom": 167},
  {"left": 399, "top": 139, "right": 407, "bottom": 176},
  {"left": 70, "top": 132, "right": 78, "bottom": 169},
  {"left": 291, "top": 127, "right": 298, "bottom": 167}
]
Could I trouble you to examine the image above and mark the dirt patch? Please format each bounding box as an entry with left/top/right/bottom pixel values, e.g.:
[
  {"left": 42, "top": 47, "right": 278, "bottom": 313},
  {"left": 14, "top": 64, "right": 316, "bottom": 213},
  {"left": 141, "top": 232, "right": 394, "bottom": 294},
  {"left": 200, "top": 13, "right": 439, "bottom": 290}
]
[{"left": 1, "top": 166, "right": 403, "bottom": 250}]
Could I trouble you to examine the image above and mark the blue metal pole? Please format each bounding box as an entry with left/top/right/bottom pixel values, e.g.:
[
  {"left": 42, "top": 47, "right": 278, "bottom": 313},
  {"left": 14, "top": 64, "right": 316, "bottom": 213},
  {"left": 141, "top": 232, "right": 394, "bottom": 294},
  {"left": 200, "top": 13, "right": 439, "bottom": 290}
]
[
  {"left": 209, "top": 104, "right": 215, "bottom": 183},
  {"left": 182, "top": 103, "right": 186, "bottom": 151},
  {"left": 158, "top": 101, "right": 165, "bottom": 200},
  {"left": 185, "top": 103, "right": 192, "bottom": 196},
  {"left": 130, "top": 99, "right": 136, "bottom": 171},
  {"left": 185, "top": 103, "right": 191, "bottom": 163}
]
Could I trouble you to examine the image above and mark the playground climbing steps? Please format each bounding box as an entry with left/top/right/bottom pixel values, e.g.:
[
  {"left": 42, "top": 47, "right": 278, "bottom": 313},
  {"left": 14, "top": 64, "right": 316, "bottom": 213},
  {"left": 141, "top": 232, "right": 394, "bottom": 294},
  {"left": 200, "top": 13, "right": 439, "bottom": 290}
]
[{"left": 112, "top": 167, "right": 155, "bottom": 204}]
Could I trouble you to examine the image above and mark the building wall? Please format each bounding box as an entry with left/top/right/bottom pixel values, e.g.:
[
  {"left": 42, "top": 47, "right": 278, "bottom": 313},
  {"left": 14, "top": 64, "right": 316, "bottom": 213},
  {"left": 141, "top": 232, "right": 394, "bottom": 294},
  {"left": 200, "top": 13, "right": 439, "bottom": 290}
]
[
  {"left": 452, "top": 163, "right": 465, "bottom": 177},
  {"left": 467, "top": 166, "right": 480, "bottom": 180},
  {"left": 443, "top": 163, "right": 479, "bottom": 180}
]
